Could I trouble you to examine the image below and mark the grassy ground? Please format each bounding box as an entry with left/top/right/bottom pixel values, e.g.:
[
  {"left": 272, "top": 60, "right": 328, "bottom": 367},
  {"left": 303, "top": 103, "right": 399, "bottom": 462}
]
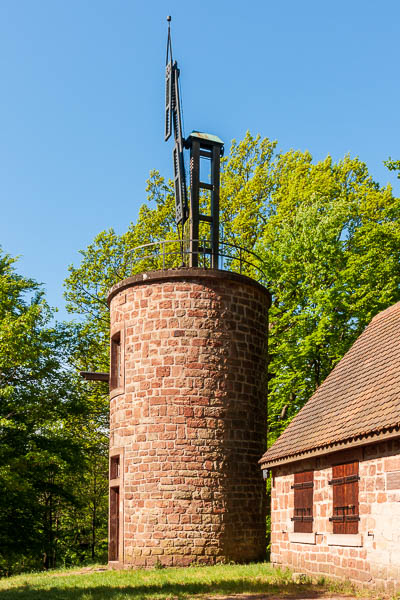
[{"left": 0, "top": 562, "right": 365, "bottom": 600}]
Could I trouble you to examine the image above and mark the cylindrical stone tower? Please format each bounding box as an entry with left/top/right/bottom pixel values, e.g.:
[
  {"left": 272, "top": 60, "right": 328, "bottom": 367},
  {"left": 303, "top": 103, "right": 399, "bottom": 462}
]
[{"left": 107, "top": 268, "right": 270, "bottom": 567}]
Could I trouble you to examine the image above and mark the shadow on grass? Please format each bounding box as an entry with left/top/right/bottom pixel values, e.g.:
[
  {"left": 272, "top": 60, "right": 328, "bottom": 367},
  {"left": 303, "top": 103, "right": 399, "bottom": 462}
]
[{"left": 0, "top": 581, "right": 329, "bottom": 600}]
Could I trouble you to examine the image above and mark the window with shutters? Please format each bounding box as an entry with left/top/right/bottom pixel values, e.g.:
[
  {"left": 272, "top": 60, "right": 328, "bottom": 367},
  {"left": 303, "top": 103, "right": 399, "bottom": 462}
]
[
  {"left": 291, "top": 470, "right": 314, "bottom": 533},
  {"left": 329, "top": 461, "right": 359, "bottom": 534}
]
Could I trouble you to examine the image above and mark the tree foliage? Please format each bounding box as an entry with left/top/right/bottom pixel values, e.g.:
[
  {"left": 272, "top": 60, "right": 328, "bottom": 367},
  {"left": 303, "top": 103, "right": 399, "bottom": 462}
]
[
  {"left": 0, "top": 250, "right": 108, "bottom": 574},
  {"left": 258, "top": 151, "right": 400, "bottom": 440},
  {"left": 384, "top": 157, "right": 400, "bottom": 179}
]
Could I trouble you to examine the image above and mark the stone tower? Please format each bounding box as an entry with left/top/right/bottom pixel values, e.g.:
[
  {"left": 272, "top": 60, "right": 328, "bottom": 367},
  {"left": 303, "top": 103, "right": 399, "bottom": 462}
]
[
  {"left": 107, "top": 267, "right": 270, "bottom": 567},
  {"left": 106, "top": 19, "right": 270, "bottom": 567}
]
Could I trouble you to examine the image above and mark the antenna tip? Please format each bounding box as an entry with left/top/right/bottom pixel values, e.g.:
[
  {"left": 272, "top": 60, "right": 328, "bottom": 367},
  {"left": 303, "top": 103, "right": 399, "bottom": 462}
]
[{"left": 167, "top": 15, "right": 171, "bottom": 22}]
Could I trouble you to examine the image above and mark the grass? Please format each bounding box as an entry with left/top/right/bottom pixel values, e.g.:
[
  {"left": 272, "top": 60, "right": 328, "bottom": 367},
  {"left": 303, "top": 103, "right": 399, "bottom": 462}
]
[{"left": 0, "top": 561, "right": 368, "bottom": 600}]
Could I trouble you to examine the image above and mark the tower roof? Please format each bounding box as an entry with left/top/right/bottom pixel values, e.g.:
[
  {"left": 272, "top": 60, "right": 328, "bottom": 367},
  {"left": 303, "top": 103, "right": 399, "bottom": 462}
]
[
  {"left": 187, "top": 131, "right": 224, "bottom": 145},
  {"left": 260, "top": 302, "right": 400, "bottom": 468}
]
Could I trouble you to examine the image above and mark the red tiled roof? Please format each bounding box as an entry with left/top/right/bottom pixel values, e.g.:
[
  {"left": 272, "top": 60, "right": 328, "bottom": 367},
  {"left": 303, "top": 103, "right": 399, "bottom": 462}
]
[{"left": 260, "top": 302, "right": 400, "bottom": 467}]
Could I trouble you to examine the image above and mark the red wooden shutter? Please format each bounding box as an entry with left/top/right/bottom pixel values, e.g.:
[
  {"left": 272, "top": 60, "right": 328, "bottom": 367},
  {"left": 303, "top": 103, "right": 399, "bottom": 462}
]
[
  {"left": 343, "top": 461, "right": 359, "bottom": 534},
  {"left": 292, "top": 470, "right": 313, "bottom": 533},
  {"left": 330, "top": 461, "right": 359, "bottom": 534}
]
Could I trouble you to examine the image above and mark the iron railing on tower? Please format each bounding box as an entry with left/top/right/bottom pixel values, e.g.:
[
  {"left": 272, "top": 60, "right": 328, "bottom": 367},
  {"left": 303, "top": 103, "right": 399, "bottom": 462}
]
[{"left": 116, "top": 238, "right": 268, "bottom": 288}]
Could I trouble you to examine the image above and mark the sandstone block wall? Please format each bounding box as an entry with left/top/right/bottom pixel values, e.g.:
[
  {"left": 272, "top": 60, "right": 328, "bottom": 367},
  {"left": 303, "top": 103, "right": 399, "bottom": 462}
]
[
  {"left": 108, "top": 269, "right": 270, "bottom": 567},
  {"left": 271, "top": 439, "right": 400, "bottom": 592}
]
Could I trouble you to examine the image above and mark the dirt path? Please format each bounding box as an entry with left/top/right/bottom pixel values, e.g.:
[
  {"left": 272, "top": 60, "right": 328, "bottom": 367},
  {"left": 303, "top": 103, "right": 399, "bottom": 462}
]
[
  {"left": 51, "top": 566, "right": 108, "bottom": 577},
  {"left": 201, "top": 595, "right": 362, "bottom": 600}
]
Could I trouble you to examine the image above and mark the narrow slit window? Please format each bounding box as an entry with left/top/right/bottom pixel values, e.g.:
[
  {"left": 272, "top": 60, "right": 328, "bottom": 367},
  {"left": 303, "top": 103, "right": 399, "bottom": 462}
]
[
  {"left": 291, "top": 470, "right": 314, "bottom": 533},
  {"left": 329, "top": 461, "right": 359, "bottom": 534},
  {"left": 110, "top": 331, "right": 121, "bottom": 390},
  {"left": 109, "top": 486, "right": 120, "bottom": 561},
  {"left": 110, "top": 455, "right": 120, "bottom": 480}
]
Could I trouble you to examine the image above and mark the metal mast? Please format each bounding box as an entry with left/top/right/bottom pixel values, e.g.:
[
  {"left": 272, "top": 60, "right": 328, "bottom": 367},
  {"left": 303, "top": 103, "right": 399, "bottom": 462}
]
[
  {"left": 164, "top": 17, "right": 224, "bottom": 269},
  {"left": 165, "top": 16, "right": 187, "bottom": 226}
]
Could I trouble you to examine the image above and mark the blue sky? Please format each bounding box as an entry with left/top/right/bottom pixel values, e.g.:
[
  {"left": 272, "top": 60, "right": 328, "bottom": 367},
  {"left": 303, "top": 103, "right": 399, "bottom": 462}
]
[{"left": 1, "top": 1, "right": 399, "bottom": 320}]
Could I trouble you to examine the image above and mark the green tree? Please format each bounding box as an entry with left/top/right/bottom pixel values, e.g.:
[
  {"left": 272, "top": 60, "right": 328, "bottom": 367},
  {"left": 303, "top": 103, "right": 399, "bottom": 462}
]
[
  {"left": 0, "top": 250, "right": 108, "bottom": 573},
  {"left": 257, "top": 151, "right": 400, "bottom": 442}
]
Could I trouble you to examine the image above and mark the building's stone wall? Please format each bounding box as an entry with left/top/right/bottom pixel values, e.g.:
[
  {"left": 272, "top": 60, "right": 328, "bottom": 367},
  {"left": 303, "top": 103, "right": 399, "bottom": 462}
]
[
  {"left": 271, "top": 440, "right": 400, "bottom": 592},
  {"left": 109, "top": 270, "right": 270, "bottom": 567}
]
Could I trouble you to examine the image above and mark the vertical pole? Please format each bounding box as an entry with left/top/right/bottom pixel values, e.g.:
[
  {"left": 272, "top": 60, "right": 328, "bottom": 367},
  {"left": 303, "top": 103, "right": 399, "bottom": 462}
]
[
  {"left": 210, "top": 144, "right": 220, "bottom": 269},
  {"left": 189, "top": 139, "right": 200, "bottom": 267}
]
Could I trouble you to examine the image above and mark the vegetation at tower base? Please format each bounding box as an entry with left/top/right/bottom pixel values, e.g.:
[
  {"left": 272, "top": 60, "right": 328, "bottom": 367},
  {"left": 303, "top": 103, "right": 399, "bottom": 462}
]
[
  {"left": 0, "top": 562, "right": 368, "bottom": 598},
  {"left": 65, "top": 132, "right": 400, "bottom": 448},
  {"left": 0, "top": 249, "right": 108, "bottom": 575}
]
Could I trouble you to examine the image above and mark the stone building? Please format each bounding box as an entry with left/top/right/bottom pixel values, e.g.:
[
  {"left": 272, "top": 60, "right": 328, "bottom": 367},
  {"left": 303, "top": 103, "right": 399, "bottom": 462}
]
[
  {"left": 108, "top": 267, "right": 270, "bottom": 567},
  {"left": 259, "top": 302, "right": 400, "bottom": 592}
]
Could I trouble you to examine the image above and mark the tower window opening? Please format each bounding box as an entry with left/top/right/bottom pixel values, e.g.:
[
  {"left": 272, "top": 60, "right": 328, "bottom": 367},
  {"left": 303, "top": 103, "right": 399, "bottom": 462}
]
[
  {"left": 110, "top": 455, "right": 120, "bottom": 480},
  {"left": 109, "top": 486, "right": 120, "bottom": 561},
  {"left": 110, "top": 331, "right": 122, "bottom": 390}
]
